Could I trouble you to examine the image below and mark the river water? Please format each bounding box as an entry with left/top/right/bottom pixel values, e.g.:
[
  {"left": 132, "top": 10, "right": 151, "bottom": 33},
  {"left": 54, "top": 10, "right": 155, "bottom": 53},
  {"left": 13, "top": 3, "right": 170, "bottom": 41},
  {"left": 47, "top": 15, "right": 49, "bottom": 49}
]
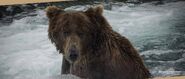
[{"left": 0, "top": 1, "right": 185, "bottom": 79}]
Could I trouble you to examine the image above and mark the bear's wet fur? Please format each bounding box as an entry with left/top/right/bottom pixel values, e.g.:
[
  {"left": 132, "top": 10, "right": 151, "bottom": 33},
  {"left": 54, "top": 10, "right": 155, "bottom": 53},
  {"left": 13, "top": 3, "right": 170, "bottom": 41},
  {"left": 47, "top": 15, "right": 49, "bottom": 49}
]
[{"left": 46, "top": 5, "right": 151, "bottom": 79}]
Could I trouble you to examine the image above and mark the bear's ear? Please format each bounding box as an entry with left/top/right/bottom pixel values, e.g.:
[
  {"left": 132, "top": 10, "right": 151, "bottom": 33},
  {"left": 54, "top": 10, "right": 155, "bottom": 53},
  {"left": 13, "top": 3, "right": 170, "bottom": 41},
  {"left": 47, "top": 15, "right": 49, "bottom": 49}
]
[
  {"left": 45, "top": 6, "right": 64, "bottom": 19},
  {"left": 85, "top": 5, "right": 103, "bottom": 15}
]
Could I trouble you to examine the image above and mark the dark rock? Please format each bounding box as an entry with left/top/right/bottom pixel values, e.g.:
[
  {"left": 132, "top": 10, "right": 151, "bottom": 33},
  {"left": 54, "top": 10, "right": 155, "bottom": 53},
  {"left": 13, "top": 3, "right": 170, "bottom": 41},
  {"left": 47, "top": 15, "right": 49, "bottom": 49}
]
[
  {"left": 0, "top": 6, "right": 8, "bottom": 19},
  {"left": 0, "top": 12, "right": 3, "bottom": 19}
]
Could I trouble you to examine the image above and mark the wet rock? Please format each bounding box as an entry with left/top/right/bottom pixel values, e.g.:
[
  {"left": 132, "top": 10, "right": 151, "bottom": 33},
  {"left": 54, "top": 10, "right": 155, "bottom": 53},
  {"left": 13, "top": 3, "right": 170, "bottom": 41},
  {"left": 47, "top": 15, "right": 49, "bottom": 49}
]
[{"left": 0, "top": 6, "right": 8, "bottom": 19}]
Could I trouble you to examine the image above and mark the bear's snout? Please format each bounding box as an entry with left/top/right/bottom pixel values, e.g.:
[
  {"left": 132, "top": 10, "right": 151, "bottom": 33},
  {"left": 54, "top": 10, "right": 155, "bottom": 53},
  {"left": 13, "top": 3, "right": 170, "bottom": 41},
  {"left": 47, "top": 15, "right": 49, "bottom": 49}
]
[{"left": 68, "top": 45, "right": 79, "bottom": 62}]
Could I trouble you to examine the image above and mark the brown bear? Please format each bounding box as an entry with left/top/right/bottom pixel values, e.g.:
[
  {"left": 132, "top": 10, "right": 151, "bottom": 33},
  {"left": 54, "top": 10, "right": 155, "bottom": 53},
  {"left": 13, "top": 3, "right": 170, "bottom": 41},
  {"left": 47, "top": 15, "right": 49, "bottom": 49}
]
[{"left": 46, "top": 5, "right": 151, "bottom": 79}]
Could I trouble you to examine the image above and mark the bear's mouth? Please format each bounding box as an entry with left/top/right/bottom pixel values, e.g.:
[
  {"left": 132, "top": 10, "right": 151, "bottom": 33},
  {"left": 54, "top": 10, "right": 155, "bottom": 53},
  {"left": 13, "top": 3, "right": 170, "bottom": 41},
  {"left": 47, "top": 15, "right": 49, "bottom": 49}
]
[{"left": 66, "top": 54, "right": 79, "bottom": 64}]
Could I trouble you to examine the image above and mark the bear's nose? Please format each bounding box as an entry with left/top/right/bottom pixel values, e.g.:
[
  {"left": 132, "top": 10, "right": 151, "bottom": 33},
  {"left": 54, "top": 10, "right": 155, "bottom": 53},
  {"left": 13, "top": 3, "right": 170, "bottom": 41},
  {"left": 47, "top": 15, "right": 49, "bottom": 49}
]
[
  {"left": 69, "top": 52, "right": 78, "bottom": 60},
  {"left": 69, "top": 46, "right": 78, "bottom": 61}
]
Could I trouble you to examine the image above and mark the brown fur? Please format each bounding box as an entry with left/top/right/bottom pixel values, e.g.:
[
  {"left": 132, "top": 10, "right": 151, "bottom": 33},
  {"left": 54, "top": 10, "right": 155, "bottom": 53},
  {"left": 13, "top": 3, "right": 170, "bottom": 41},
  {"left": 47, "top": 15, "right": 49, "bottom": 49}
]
[{"left": 46, "top": 5, "right": 151, "bottom": 79}]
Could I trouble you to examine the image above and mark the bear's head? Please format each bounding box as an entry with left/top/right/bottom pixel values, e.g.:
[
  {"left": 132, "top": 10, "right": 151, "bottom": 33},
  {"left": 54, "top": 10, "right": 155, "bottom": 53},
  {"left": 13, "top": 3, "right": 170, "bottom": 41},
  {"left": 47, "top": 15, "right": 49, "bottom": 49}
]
[{"left": 46, "top": 5, "right": 110, "bottom": 64}]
